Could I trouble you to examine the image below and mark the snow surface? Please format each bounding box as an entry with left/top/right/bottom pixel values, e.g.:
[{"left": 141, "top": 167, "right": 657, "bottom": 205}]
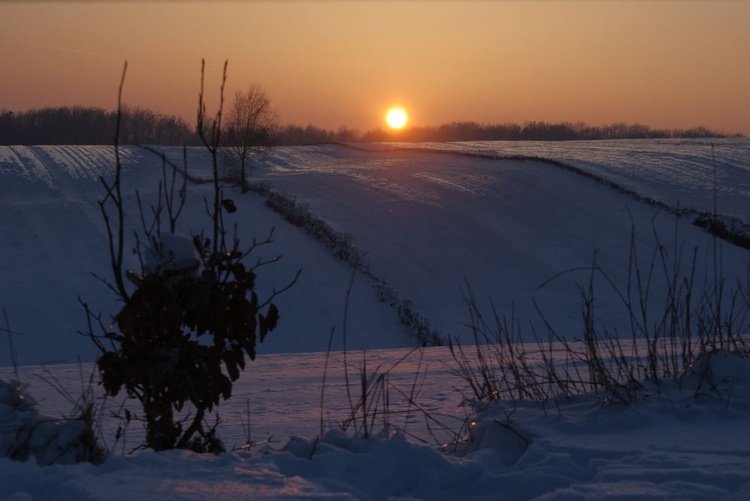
[
  {"left": 254, "top": 141, "right": 750, "bottom": 347},
  {"left": 1, "top": 140, "right": 750, "bottom": 499},
  {"left": 141, "top": 232, "right": 200, "bottom": 277},
  {"left": 2, "top": 348, "right": 750, "bottom": 500},
  {"left": 362, "top": 138, "right": 750, "bottom": 220},
  {"left": 0, "top": 145, "right": 409, "bottom": 366},
  {"left": 2, "top": 141, "right": 749, "bottom": 365}
]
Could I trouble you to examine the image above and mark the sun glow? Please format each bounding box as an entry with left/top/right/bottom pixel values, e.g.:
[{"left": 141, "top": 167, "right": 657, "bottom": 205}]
[{"left": 386, "top": 108, "right": 408, "bottom": 129}]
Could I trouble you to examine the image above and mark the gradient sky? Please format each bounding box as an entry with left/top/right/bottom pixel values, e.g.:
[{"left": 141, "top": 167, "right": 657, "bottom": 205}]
[{"left": 1, "top": 1, "right": 749, "bottom": 135}]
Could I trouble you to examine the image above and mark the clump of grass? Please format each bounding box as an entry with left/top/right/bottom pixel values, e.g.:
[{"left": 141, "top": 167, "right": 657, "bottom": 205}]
[
  {"left": 315, "top": 274, "right": 464, "bottom": 449},
  {"left": 318, "top": 345, "right": 468, "bottom": 448},
  {"left": 450, "top": 220, "right": 750, "bottom": 411},
  {"left": 1, "top": 310, "right": 105, "bottom": 465}
]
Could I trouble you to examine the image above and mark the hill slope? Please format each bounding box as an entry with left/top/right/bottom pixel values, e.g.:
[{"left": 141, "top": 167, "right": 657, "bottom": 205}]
[{"left": 1, "top": 142, "right": 749, "bottom": 366}]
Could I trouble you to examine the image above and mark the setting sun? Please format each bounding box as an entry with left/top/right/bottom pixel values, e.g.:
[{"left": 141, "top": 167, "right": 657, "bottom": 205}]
[{"left": 386, "top": 108, "right": 408, "bottom": 129}]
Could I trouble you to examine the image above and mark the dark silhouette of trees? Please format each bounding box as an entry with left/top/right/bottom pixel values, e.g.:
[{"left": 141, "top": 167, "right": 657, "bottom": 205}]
[
  {"left": 0, "top": 106, "right": 198, "bottom": 146},
  {"left": 359, "top": 120, "right": 740, "bottom": 143},
  {"left": 1, "top": 104, "right": 741, "bottom": 146},
  {"left": 119, "top": 105, "right": 197, "bottom": 145},
  {"left": 272, "top": 124, "right": 360, "bottom": 145},
  {"left": 0, "top": 111, "right": 17, "bottom": 144},
  {"left": 224, "top": 85, "right": 276, "bottom": 191}
]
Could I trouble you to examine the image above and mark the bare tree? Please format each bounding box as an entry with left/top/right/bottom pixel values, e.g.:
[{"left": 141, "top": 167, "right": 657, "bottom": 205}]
[{"left": 224, "top": 84, "right": 276, "bottom": 192}]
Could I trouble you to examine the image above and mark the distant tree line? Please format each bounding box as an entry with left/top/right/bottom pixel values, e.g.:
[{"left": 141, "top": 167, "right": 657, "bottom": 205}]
[
  {"left": 0, "top": 105, "right": 199, "bottom": 146},
  {"left": 361, "top": 121, "right": 743, "bottom": 142},
  {"left": 0, "top": 105, "right": 741, "bottom": 146},
  {"left": 273, "top": 124, "right": 360, "bottom": 145},
  {"left": 0, "top": 105, "right": 358, "bottom": 146}
]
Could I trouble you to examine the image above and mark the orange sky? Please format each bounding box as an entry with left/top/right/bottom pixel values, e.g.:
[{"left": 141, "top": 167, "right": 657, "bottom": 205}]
[{"left": 1, "top": 1, "right": 749, "bottom": 135}]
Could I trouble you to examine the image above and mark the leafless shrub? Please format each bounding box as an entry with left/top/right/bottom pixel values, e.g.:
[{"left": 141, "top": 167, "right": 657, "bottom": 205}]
[{"left": 81, "top": 61, "right": 298, "bottom": 454}]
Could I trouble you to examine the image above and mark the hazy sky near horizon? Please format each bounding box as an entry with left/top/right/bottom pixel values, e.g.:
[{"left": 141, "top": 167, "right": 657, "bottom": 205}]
[{"left": 1, "top": 1, "right": 749, "bottom": 135}]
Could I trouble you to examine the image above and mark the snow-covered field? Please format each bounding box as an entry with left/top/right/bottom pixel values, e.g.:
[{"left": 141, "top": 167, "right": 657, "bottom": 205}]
[
  {"left": 361, "top": 138, "right": 750, "bottom": 220},
  {"left": 1, "top": 140, "right": 750, "bottom": 499}
]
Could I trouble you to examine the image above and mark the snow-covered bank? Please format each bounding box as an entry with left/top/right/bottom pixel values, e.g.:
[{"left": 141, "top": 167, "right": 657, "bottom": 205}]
[{"left": 2, "top": 347, "right": 750, "bottom": 500}]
